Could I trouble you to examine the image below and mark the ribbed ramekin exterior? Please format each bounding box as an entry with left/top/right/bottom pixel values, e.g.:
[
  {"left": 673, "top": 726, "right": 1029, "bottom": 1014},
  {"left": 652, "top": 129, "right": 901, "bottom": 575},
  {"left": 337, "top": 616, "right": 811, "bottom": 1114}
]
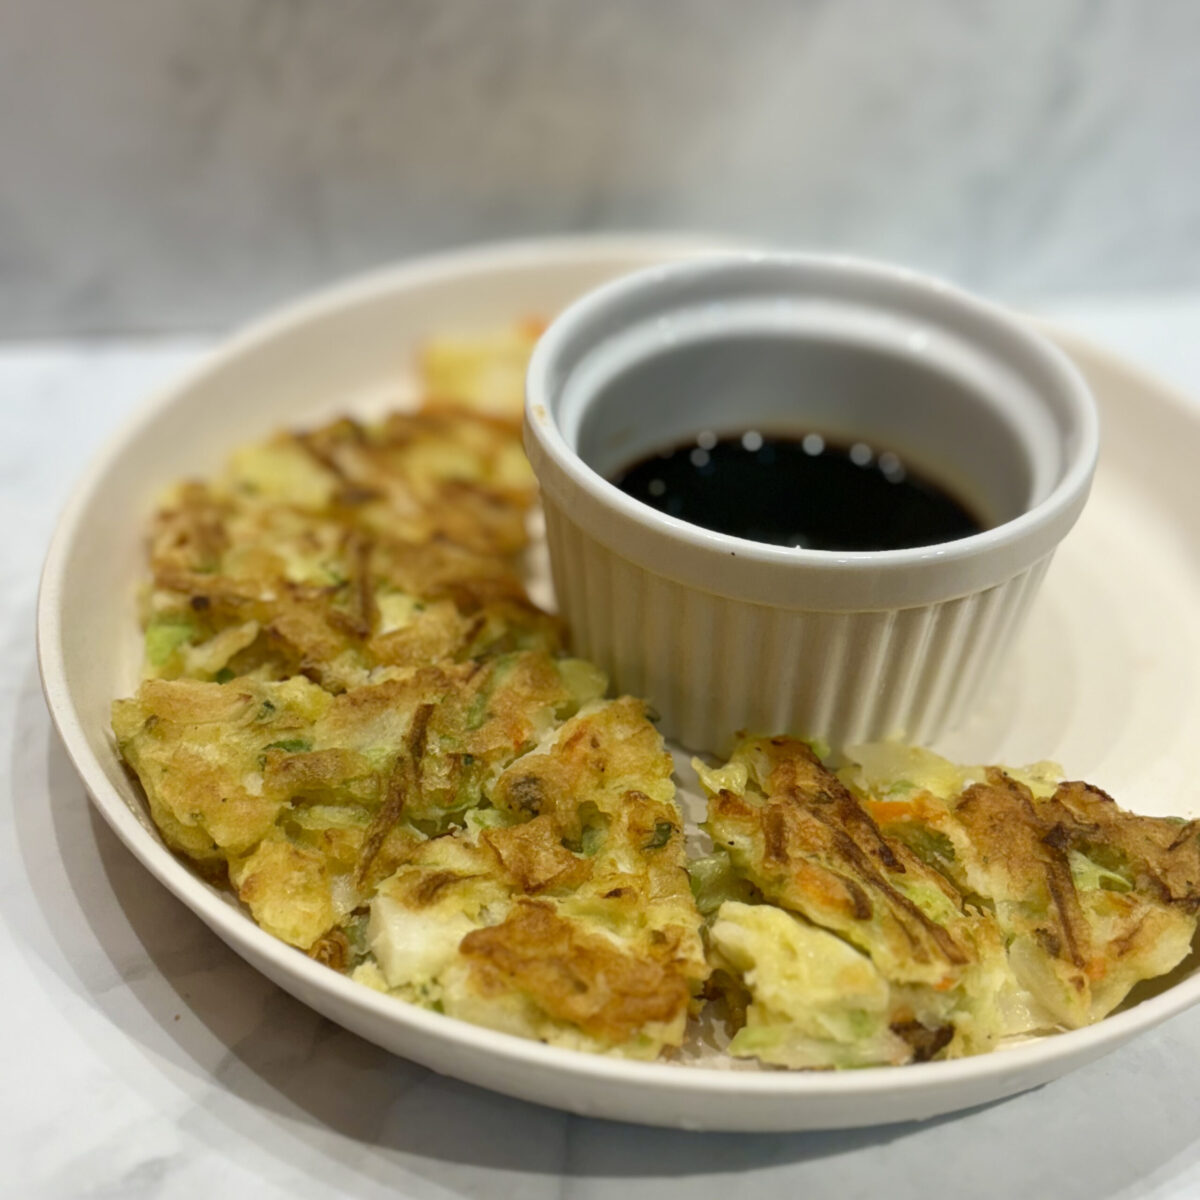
[{"left": 545, "top": 501, "right": 1052, "bottom": 754}]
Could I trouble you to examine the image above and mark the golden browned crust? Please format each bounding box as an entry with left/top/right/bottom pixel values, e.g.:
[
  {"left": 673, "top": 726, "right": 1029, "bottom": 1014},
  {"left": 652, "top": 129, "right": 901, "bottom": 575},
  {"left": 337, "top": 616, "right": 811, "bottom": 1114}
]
[
  {"left": 308, "top": 929, "right": 353, "bottom": 971},
  {"left": 946, "top": 771, "right": 1200, "bottom": 1019},
  {"left": 482, "top": 815, "right": 592, "bottom": 894},
  {"left": 955, "top": 773, "right": 1091, "bottom": 970},
  {"left": 460, "top": 900, "right": 691, "bottom": 1043},
  {"left": 708, "top": 736, "right": 975, "bottom": 983},
  {"left": 1050, "top": 779, "right": 1200, "bottom": 910}
]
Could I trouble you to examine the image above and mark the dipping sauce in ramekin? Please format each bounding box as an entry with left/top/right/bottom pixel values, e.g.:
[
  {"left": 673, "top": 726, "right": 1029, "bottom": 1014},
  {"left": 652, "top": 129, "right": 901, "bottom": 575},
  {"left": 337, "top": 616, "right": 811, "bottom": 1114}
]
[
  {"left": 524, "top": 253, "right": 1099, "bottom": 752},
  {"left": 609, "top": 428, "right": 986, "bottom": 552}
]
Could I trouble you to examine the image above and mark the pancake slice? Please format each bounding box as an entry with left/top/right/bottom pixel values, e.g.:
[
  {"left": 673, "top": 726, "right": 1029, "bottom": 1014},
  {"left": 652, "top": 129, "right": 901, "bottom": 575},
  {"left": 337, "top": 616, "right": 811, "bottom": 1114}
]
[
  {"left": 844, "top": 744, "right": 1200, "bottom": 1029},
  {"left": 358, "top": 698, "right": 709, "bottom": 1057},
  {"left": 693, "top": 735, "right": 1198, "bottom": 1067}
]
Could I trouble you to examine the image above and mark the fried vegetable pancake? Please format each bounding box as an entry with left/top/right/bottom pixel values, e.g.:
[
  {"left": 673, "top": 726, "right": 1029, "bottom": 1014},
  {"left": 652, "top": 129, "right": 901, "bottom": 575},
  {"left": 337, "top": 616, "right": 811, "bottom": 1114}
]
[
  {"left": 114, "top": 325, "right": 1199, "bottom": 1066},
  {"left": 418, "top": 322, "right": 544, "bottom": 426},
  {"left": 694, "top": 737, "right": 1035, "bottom": 1067},
  {"left": 843, "top": 744, "right": 1200, "bottom": 1029},
  {"left": 114, "top": 327, "right": 708, "bottom": 1057},
  {"left": 144, "top": 418, "right": 557, "bottom": 692},
  {"left": 693, "top": 737, "right": 1200, "bottom": 1068},
  {"left": 113, "top": 652, "right": 606, "bottom": 943},
  {"left": 357, "top": 699, "right": 708, "bottom": 1057}
]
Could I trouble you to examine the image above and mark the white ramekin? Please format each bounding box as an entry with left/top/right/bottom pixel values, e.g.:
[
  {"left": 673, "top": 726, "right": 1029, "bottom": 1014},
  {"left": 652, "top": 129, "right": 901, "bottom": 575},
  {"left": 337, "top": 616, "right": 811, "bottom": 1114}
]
[{"left": 524, "top": 253, "right": 1099, "bottom": 752}]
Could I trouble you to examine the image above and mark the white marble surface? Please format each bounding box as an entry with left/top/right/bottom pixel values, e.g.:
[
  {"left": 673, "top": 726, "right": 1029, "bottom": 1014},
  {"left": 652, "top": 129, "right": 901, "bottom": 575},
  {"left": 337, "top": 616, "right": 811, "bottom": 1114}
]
[
  {"left": 4, "top": 0, "right": 1200, "bottom": 335},
  {"left": 6, "top": 301, "right": 1200, "bottom": 1197}
]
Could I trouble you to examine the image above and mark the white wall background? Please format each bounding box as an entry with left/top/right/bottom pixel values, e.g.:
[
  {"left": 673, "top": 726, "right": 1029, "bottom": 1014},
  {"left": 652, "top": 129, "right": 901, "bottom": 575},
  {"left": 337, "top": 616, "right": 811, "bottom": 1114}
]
[{"left": 2, "top": 0, "right": 1198, "bottom": 335}]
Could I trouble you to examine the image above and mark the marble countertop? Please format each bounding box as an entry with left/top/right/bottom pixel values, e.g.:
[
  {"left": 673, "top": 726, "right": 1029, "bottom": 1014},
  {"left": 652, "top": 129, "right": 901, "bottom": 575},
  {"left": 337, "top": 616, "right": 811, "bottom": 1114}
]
[{"left": 6, "top": 298, "right": 1200, "bottom": 1199}]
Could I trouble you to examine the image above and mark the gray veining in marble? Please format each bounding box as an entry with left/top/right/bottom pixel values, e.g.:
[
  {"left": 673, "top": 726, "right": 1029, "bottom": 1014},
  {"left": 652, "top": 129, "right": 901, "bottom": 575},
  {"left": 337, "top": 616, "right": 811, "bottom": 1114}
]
[{"left": 1, "top": 0, "right": 1199, "bottom": 336}]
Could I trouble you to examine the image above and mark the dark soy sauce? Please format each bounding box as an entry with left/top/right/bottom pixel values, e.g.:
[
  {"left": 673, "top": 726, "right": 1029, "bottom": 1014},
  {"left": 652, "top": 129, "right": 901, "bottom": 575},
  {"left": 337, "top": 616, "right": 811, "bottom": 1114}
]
[{"left": 609, "top": 430, "right": 985, "bottom": 552}]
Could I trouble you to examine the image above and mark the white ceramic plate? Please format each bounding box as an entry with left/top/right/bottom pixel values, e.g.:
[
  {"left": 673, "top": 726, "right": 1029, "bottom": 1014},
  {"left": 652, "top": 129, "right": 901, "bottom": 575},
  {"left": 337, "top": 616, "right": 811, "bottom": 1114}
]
[{"left": 37, "top": 237, "right": 1200, "bottom": 1132}]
